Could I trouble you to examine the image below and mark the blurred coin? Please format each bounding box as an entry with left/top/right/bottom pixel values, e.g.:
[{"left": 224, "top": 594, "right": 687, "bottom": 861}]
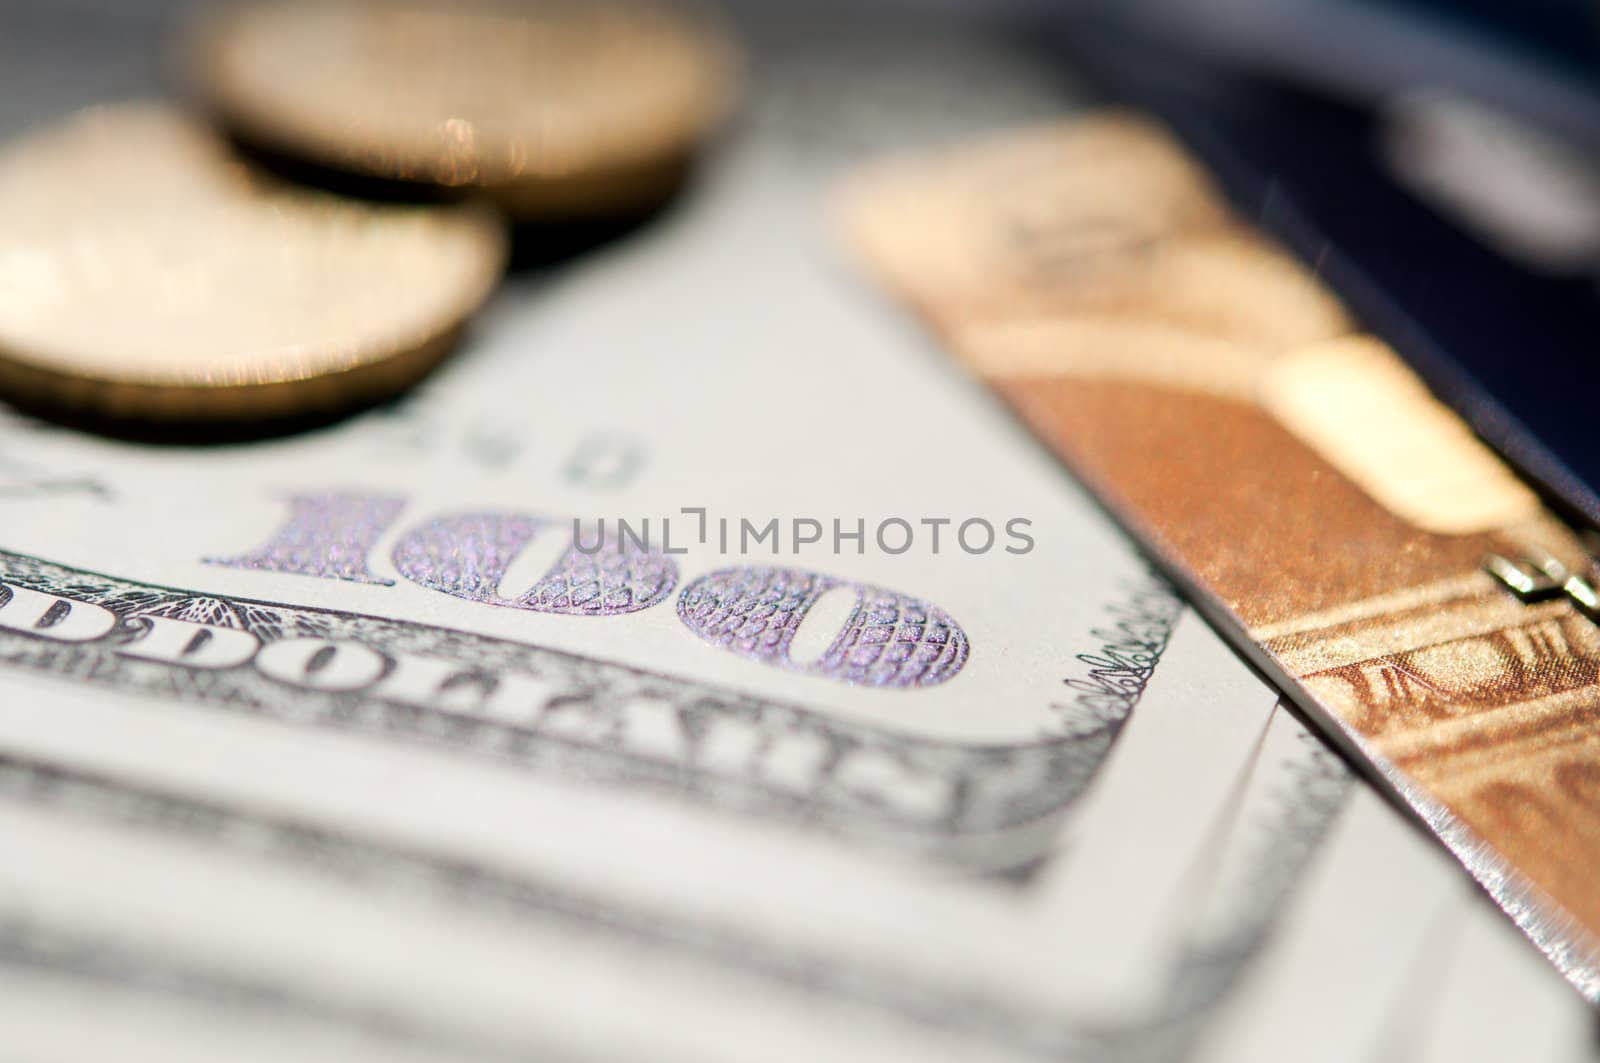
[
  {"left": 188, "top": 0, "right": 739, "bottom": 218},
  {"left": 0, "top": 102, "right": 507, "bottom": 423}
]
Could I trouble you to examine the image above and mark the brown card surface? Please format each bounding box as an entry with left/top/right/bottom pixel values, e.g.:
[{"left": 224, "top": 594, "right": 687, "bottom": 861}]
[{"left": 839, "top": 112, "right": 1600, "bottom": 1001}]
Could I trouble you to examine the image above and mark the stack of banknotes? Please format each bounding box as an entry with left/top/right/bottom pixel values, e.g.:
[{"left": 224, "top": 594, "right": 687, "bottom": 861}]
[{"left": 0, "top": 1, "right": 1595, "bottom": 1060}]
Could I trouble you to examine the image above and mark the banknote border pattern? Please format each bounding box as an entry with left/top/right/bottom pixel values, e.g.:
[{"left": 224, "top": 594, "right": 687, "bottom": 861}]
[{"left": 0, "top": 549, "right": 1180, "bottom": 864}]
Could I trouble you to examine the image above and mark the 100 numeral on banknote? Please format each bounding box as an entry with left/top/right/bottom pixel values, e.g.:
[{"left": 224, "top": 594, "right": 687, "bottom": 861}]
[{"left": 0, "top": 498, "right": 1170, "bottom": 857}]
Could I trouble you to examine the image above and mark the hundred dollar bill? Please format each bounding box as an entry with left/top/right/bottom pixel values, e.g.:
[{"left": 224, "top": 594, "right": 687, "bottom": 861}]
[
  {"left": 0, "top": 627, "right": 1345, "bottom": 1062},
  {"left": 0, "top": 640, "right": 1403, "bottom": 1061},
  {"left": 839, "top": 113, "right": 1600, "bottom": 1001}
]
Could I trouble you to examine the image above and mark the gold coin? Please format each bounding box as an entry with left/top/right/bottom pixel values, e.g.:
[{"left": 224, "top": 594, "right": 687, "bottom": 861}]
[
  {"left": 188, "top": 0, "right": 740, "bottom": 218},
  {"left": 0, "top": 102, "right": 507, "bottom": 422}
]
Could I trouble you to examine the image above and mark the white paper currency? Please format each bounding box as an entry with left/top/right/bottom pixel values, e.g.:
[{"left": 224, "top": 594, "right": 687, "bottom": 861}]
[
  {"left": 0, "top": 2, "right": 1226, "bottom": 1020},
  {"left": 1409, "top": 897, "right": 1600, "bottom": 1063}
]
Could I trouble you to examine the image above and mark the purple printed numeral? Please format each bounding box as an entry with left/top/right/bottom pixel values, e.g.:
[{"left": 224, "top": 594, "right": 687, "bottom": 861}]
[
  {"left": 391, "top": 512, "right": 676, "bottom": 616},
  {"left": 676, "top": 566, "right": 968, "bottom": 688},
  {"left": 207, "top": 492, "right": 406, "bottom": 586}
]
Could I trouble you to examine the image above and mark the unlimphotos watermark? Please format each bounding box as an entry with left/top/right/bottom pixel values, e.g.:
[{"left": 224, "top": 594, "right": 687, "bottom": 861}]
[{"left": 572, "top": 508, "right": 1034, "bottom": 557}]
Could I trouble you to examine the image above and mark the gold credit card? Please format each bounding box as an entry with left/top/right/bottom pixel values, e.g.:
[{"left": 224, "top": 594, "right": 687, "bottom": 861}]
[{"left": 838, "top": 112, "right": 1600, "bottom": 1000}]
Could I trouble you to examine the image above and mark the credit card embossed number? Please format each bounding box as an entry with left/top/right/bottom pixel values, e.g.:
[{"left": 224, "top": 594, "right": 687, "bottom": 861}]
[{"left": 838, "top": 113, "right": 1600, "bottom": 1001}]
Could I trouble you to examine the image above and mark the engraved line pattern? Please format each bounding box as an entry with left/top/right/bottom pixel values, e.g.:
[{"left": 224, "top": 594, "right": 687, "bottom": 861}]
[
  {"left": 391, "top": 513, "right": 677, "bottom": 617},
  {"left": 676, "top": 566, "right": 969, "bottom": 688},
  {"left": 0, "top": 550, "right": 1174, "bottom": 858}
]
